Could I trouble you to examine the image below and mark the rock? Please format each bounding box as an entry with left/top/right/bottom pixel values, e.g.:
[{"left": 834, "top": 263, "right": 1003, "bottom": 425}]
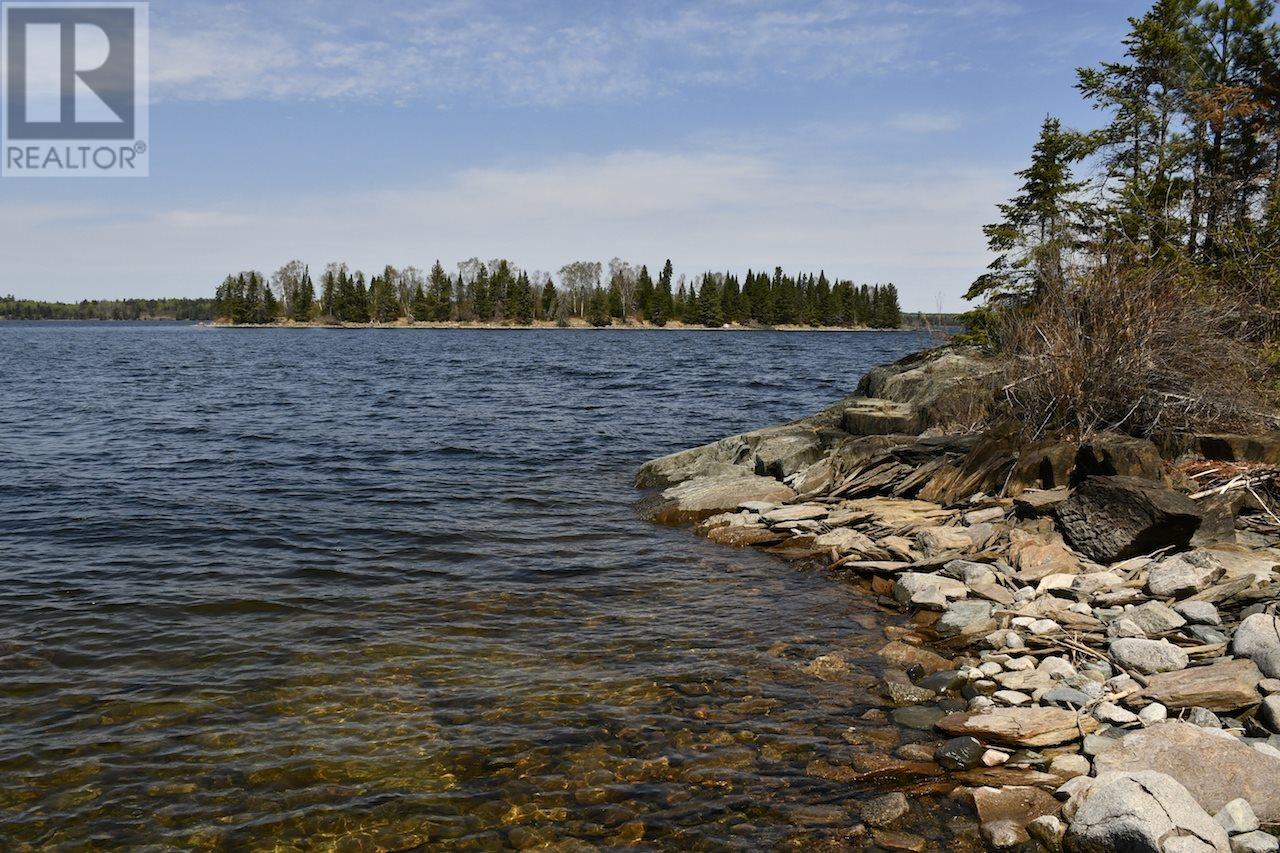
[
  {"left": 1138, "top": 703, "right": 1168, "bottom": 726},
  {"left": 1093, "top": 702, "right": 1139, "bottom": 726},
  {"left": 1127, "top": 601, "right": 1188, "bottom": 635},
  {"left": 982, "top": 819, "right": 1027, "bottom": 849},
  {"left": 936, "top": 706, "right": 1098, "bottom": 748},
  {"left": 994, "top": 689, "right": 1032, "bottom": 706},
  {"left": 1062, "top": 770, "right": 1230, "bottom": 853},
  {"left": 1259, "top": 696, "right": 1280, "bottom": 733},
  {"left": 843, "top": 398, "right": 921, "bottom": 436},
  {"left": 1015, "top": 486, "right": 1072, "bottom": 516},
  {"left": 762, "top": 503, "right": 828, "bottom": 523},
  {"left": 1009, "top": 529, "right": 1082, "bottom": 582},
  {"left": 802, "top": 653, "right": 850, "bottom": 681},
  {"left": 1215, "top": 799, "right": 1260, "bottom": 835},
  {"left": 1148, "top": 554, "right": 1223, "bottom": 599},
  {"left": 1108, "top": 638, "right": 1189, "bottom": 675},
  {"left": 812, "top": 527, "right": 875, "bottom": 554},
  {"left": 1232, "top": 614, "right": 1280, "bottom": 679},
  {"left": 1044, "top": 687, "right": 1094, "bottom": 710},
  {"left": 918, "top": 429, "right": 1022, "bottom": 506},
  {"left": 870, "top": 828, "right": 928, "bottom": 852},
  {"left": 892, "top": 705, "right": 946, "bottom": 730},
  {"left": 916, "top": 526, "right": 975, "bottom": 557},
  {"left": 704, "top": 525, "right": 785, "bottom": 547},
  {"left": 878, "top": 640, "right": 954, "bottom": 674},
  {"left": 972, "top": 785, "right": 1061, "bottom": 849},
  {"left": 1074, "top": 433, "right": 1165, "bottom": 482},
  {"left": 934, "top": 736, "right": 984, "bottom": 771},
  {"left": 1143, "top": 659, "right": 1263, "bottom": 712},
  {"left": 1175, "top": 601, "right": 1223, "bottom": 626},
  {"left": 640, "top": 472, "right": 798, "bottom": 524},
  {"left": 885, "top": 680, "right": 936, "bottom": 706},
  {"left": 936, "top": 600, "right": 995, "bottom": 638},
  {"left": 1230, "top": 831, "right": 1279, "bottom": 853},
  {"left": 1185, "top": 707, "right": 1223, "bottom": 729},
  {"left": 894, "top": 572, "right": 968, "bottom": 610},
  {"left": 1108, "top": 617, "right": 1148, "bottom": 639},
  {"left": 855, "top": 345, "right": 1001, "bottom": 429},
  {"left": 1093, "top": 722, "right": 1280, "bottom": 821},
  {"left": 982, "top": 749, "right": 1009, "bottom": 766},
  {"left": 752, "top": 432, "right": 825, "bottom": 480},
  {"left": 965, "top": 506, "right": 1006, "bottom": 525},
  {"left": 1048, "top": 754, "right": 1091, "bottom": 779},
  {"left": 1198, "top": 433, "right": 1280, "bottom": 466},
  {"left": 1057, "top": 475, "right": 1204, "bottom": 564},
  {"left": 860, "top": 791, "right": 909, "bottom": 828},
  {"left": 1028, "top": 814, "right": 1066, "bottom": 852}
]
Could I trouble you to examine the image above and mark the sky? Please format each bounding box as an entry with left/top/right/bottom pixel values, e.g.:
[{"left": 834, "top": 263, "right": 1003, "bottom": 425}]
[{"left": 1, "top": 0, "right": 1154, "bottom": 310}]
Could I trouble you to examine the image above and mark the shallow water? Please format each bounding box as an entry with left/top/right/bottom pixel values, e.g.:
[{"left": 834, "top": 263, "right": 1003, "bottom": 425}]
[{"left": 0, "top": 324, "right": 975, "bottom": 850}]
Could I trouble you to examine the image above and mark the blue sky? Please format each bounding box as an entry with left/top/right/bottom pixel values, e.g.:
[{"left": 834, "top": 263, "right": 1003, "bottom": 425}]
[{"left": 2, "top": 0, "right": 1152, "bottom": 309}]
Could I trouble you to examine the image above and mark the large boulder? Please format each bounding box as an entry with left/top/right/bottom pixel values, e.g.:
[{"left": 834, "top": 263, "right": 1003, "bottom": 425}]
[
  {"left": 1057, "top": 476, "right": 1204, "bottom": 564},
  {"left": 1093, "top": 722, "right": 1280, "bottom": 821},
  {"left": 1073, "top": 433, "right": 1165, "bottom": 483},
  {"left": 638, "top": 472, "right": 797, "bottom": 524},
  {"left": 1062, "top": 771, "right": 1229, "bottom": 853},
  {"left": 1232, "top": 613, "right": 1280, "bottom": 679},
  {"left": 856, "top": 345, "right": 1001, "bottom": 429},
  {"left": 752, "top": 432, "right": 825, "bottom": 480}
]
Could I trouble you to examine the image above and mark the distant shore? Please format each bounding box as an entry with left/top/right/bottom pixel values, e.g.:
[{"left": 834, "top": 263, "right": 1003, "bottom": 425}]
[{"left": 209, "top": 318, "right": 928, "bottom": 332}]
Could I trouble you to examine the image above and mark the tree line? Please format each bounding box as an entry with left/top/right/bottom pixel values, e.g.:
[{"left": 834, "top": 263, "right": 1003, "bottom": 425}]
[
  {"left": 0, "top": 295, "right": 215, "bottom": 321},
  {"left": 214, "top": 258, "right": 903, "bottom": 329}
]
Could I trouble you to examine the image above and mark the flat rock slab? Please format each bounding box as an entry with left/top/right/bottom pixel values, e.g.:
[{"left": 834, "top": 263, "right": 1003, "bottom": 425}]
[
  {"left": 936, "top": 706, "right": 1098, "bottom": 748},
  {"left": 1093, "top": 721, "right": 1280, "bottom": 821},
  {"left": 1142, "top": 658, "right": 1262, "bottom": 711},
  {"left": 843, "top": 398, "right": 921, "bottom": 436},
  {"left": 641, "top": 473, "right": 797, "bottom": 524}
]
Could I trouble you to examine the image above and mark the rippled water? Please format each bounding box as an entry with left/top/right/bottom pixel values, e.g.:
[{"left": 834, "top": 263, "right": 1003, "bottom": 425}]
[{"left": 0, "top": 324, "right": 965, "bottom": 851}]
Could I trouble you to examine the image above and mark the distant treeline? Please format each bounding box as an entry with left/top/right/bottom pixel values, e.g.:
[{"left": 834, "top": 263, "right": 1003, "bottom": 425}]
[
  {"left": 0, "top": 295, "right": 215, "bottom": 321},
  {"left": 214, "top": 258, "right": 904, "bottom": 328}
]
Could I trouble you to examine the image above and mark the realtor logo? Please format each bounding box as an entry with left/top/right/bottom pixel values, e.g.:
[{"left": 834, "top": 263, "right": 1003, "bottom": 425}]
[{"left": 1, "top": 1, "right": 148, "bottom": 177}]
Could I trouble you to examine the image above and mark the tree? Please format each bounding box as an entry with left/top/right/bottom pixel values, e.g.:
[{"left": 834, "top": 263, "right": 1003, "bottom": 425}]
[
  {"left": 698, "top": 275, "right": 724, "bottom": 327},
  {"left": 966, "top": 116, "right": 1090, "bottom": 303},
  {"left": 650, "top": 259, "right": 674, "bottom": 326},
  {"left": 587, "top": 287, "right": 611, "bottom": 326}
]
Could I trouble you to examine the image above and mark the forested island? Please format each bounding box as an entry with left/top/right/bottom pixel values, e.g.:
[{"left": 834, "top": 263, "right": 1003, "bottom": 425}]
[
  {"left": 212, "top": 259, "right": 905, "bottom": 329},
  {"left": 0, "top": 295, "right": 215, "bottom": 321}
]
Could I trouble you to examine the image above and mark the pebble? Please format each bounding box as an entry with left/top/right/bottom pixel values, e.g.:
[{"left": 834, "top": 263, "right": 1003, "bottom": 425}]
[
  {"left": 993, "top": 689, "right": 1032, "bottom": 706},
  {"left": 980, "top": 748, "right": 1009, "bottom": 767},
  {"left": 1138, "top": 703, "right": 1168, "bottom": 726},
  {"left": 860, "top": 792, "right": 909, "bottom": 828},
  {"left": 934, "top": 736, "right": 984, "bottom": 771}
]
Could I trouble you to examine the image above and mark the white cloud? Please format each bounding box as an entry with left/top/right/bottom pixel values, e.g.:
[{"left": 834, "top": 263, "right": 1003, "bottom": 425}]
[
  {"left": 4, "top": 147, "right": 1009, "bottom": 310},
  {"left": 149, "top": 0, "right": 1014, "bottom": 105}
]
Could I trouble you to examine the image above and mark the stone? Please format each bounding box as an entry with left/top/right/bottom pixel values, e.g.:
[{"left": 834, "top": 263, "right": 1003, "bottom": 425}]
[
  {"left": 843, "top": 398, "right": 921, "bottom": 436},
  {"left": 1259, "top": 696, "right": 1280, "bottom": 733},
  {"left": 1186, "top": 707, "right": 1223, "bottom": 729},
  {"left": 1027, "top": 815, "right": 1065, "bottom": 852},
  {"left": 936, "top": 600, "right": 995, "bottom": 638},
  {"left": 1138, "top": 703, "right": 1168, "bottom": 726},
  {"left": 1057, "top": 475, "right": 1204, "bottom": 564},
  {"left": 936, "top": 706, "right": 1098, "bottom": 748},
  {"left": 1093, "top": 702, "right": 1139, "bottom": 726},
  {"left": 1230, "top": 831, "right": 1279, "bottom": 853},
  {"left": 1215, "top": 799, "right": 1260, "bottom": 835},
  {"left": 1043, "top": 687, "right": 1094, "bottom": 710},
  {"left": 1049, "top": 754, "right": 1091, "bottom": 779},
  {"left": 982, "top": 748, "right": 1009, "bottom": 766},
  {"left": 802, "top": 653, "right": 850, "bottom": 681},
  {"left": 965, "top": 506, "right": 1006, "bottom": 525},
  {"left": 878, "top": 640, "right": 954, "bottom": 674},
  {"left": 892, "top": 705, "right": 946, "bottom": 730},
  {"left": 1107, "top": 618, "right": 1148, "bottom": 639},
  {"left": 1015, "top": 487, "right": 1071, "bottom": 516},
  {"left": 1009, "top": 529, "right": 1082, "bottom": 582},
  {"left": 1175, "top": 600, "right": 1223, "bottom": 626},
  {"left": 885, "top": 680, "right": 936, "bottom": 706},
  {"left": 916, "top": 526, "right": 975, "bottom": 557},
  {"left": 917, "top": 669, "right": 965, "bottom": 693},
  {"left": 1062, "top": 771, "right": 1230, "bottom": 853},
  {"left": 1093, "top": 722, "right": 1280, "bottom": 821},
  {"left": 641, "top": 472, "right": 798, "bottom": 524},
  {"left": 870, "top": 829, "right": 927, "bottom": 852},
  {"left": 1108, "top": 638, "right": 1189, "bottom": 675},
  {"left": 1148, "top": 554, "right": 1223, "bottom": 599},
  {"left": 1143, "top": 658, "right": 1263, "bottom": 712},
  {"left": 894, "top": 572, "right": 968, "bottom": 610},
  {"left": 982, "top": 820, "right": 1026, "bottom": 849},
  {"left": 934, "top": 736, "right": 984, "bottom": 771},
  {"left": 762, "top": 503, "right": 828, "bottom": 523},
  {"left": 1232, "top": 614, "right": 1280, "bottom": 679},
  {"left": 1074, "top": 433, "right": 1165, "bottom": 482},
  {"left": 994, "top": 689, "right": 1032, "bottom": 706},
  {"left": 972, "top": 785, "right": 1061, "bottom": 849},
  {"left": 752, "top": 433, "right": 825, "bottom": 480},
  {"left": 1127, "top": 601, "right": 1188, "bottom": 635},
  {"left": 1198, "top": 433, "right": 1280, "bottom": 466},
  {"left": 860, "top": 791, "right": 909, "bottom": 828}
]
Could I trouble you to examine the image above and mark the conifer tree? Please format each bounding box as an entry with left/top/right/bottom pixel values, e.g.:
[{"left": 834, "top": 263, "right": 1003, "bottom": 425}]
[
  {"left": 650, "top": 260, "right": 674, "bottom": 326},
  {"left": 698, "top": 275, "right": 724, "bottom": 327}
]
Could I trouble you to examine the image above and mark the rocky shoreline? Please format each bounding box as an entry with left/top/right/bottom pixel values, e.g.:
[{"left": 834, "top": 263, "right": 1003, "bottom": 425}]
[{"left": 636, "top": 346, "right": 1280, "bottom": 852}]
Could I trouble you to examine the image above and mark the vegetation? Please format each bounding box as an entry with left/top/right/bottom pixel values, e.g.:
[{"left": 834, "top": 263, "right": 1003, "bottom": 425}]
[
  {"left": 213, "top": 257, "right": 904, "bottom": 329},
  {"left": 0, "top": 295, "right": 215, "bottom": 321},
  {"left": 965, "top": 0, "right": 1280, "bottom": 438}
]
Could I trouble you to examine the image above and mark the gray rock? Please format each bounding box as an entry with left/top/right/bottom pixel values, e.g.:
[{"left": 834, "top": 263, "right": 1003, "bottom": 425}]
[
  {"left": 1044, "top": 687, "right": 1094, "bottom": 709},
  {"left": 936, "top": 600, "right": 994, "bottom": 637},
  {"left": 1232, "top": 614, "right": 1280, "bottom": 679},
  {"left": 1109, "top": 638, "right": 1189, "bottom": 675},
  {"left": 1138, "top": 703, "right": 1168, "bottom": 726},
  {"left": 1107, "top": 617, "right": 1149, "bottom": 639},
  {"left": 1127, "top": 601, "right": 1188, "bottom": 635},
  {"left": 843, "top": 398, "right": 921, "bottom": 436},
  {"left": 894, "top": 572, "right": 968, "bottom": 610},
  {"left": 1260, "top": 696, "right": 1280, "bottom": 734},
  {"left": 640, "top": 471, "right": 798, "bottom": 523},
  {"left": 1215, "top": 799, "right": 1260, "bottom": 835},
  {"left": 1057, "top": 475, "right": 1205, "bottom": 564},
  {"left": 1189, "top": 625, "right": 1231, "bottom": 645},
  {"left": 752, "top": 433, "right": 825, "bottom": 480},
  {"left": 1185, "top": 707, "right": 1222, "bottom": 729},
  {"left": 1149, "top": 553, "right": 1222, "bottom": 599},
  {"left": 1093, "top": 702, "right": 1139, "bottom": 726},
  {"left": 1027, "top": 814, "right": 1065, "bottom": 852},
  {"left": 860, "top": 791, "right": 910, "bottom": 828},
  {"left": 1175, "top": 600, "right": 1223, "bottom": 626},
  {"left": 1062, "top": 770, "right": 1229, "bottom": 852},
  {"left": 1230, "top": 831, "right": 1279, "bottom": 853}
]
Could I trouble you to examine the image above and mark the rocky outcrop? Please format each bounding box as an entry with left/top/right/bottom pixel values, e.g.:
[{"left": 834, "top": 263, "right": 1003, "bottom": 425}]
[{"left": 1057, "top": 476, "right": 1204, "bottom": 563}]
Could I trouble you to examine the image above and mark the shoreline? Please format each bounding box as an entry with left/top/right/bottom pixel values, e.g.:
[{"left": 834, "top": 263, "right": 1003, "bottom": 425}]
[
  {"left": 636, "top": 345, "right": 1280, "bottom": 850},
  {"left": 207, "top": 319, "right": 927, "bottom": 332}
]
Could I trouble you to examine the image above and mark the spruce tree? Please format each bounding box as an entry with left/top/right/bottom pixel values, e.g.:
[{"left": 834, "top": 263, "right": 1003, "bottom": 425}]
[
  {"left": 650, "top": 260, "right": 673, "bottom": 326},
  {"left": 698, "top": 275, "right": 724, "bottom": 327}
]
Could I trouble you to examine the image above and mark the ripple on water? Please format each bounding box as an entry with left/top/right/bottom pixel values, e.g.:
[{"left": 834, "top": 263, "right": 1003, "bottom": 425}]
[{"left": 0, "top": 325, "right": 990, "bottom": 849}]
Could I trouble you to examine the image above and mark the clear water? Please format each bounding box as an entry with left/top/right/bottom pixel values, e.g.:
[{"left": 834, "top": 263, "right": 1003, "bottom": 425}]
[{"left": 0, "top": 324, "right": 971, "bottom": 851}]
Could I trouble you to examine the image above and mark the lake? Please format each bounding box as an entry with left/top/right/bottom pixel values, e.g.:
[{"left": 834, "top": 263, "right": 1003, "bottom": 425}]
[{"left": 0, "top": 324, "right": 970, "bottom": 850}]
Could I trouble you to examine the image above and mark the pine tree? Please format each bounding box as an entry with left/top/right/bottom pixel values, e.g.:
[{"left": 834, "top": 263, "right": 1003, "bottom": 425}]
[
  {"left": 698, "top": 275, "right": 724, "bottom": 327},
  {"left": 635, "top": 265, "right": 655, "bottom": 320},
  {"left": 541, "top": 280, "right": 557, "bottom": 319},
  {"left": 650, "top": 260, "right": 673, "bottom": 326},
  {"left": 588, "top": 287, "right": 611, "bottom": 326},
  {"left": 428, "top": 261, "right": 452, "bottom": 321}
]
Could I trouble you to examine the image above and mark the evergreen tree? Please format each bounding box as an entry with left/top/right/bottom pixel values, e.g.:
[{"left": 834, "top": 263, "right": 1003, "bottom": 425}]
[
  {"left": 698, "top": 275, "right": 724, "bottom": 327},
  {"left": 650, "top": 260, "right": 674, "bottom": 326},
  {"left": 428, "top": 261, "right": 452, "bottom": 321},
  {"left": 635, "top": 265, "right": 655, "bottom": 320},
  {"left": 588, "top": 287, "right": 612, "bottom": 326},
  {"left": 541, "top": 279, "right": 557, "bottom": 319}
]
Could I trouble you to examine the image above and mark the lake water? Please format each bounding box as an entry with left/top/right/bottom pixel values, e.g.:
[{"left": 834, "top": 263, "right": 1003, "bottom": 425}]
[{"left": 0, "top": 324, "right": 970, "bottom": 851}]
